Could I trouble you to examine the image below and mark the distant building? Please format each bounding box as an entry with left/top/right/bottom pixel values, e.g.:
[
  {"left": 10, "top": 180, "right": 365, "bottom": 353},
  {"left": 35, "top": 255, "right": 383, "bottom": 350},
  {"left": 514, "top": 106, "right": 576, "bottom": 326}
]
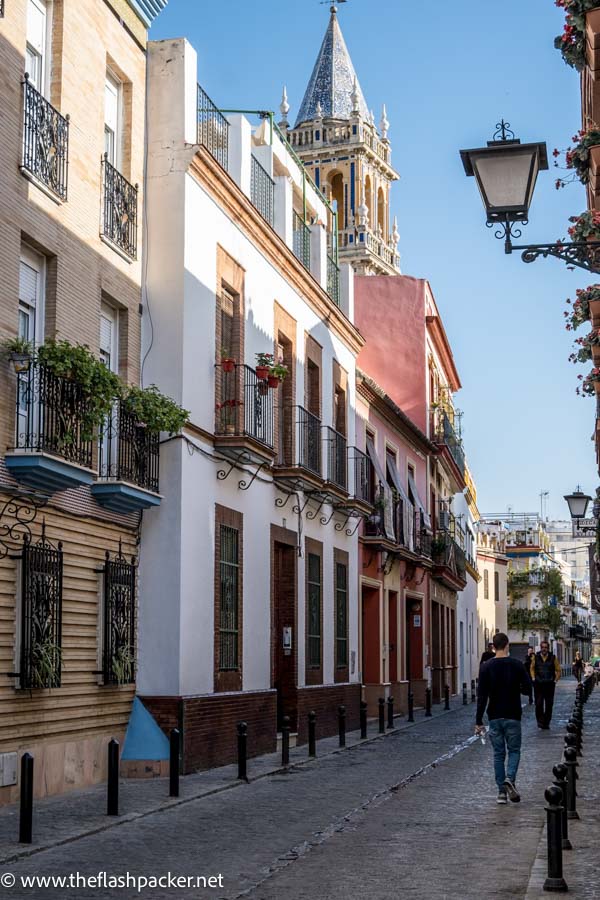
[{"left": 476, "top": 520, "right": 509, "bottom": 651}]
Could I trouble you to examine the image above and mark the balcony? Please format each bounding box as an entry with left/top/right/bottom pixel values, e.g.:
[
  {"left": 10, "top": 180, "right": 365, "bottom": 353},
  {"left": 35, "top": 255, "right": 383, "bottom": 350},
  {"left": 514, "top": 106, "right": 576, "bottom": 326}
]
[
  {"left": 327, "top": 253, "right": 340, "bottom": 307},
  {"left": 250, "top": 155, "right": 274, "bottom": 227},
  {"left": 101, "top": 156, "right": 138, "bottom": 260},
  {"left": 322, "top": 426, "right": 347, "bottom": 496},
  {"left": 197, "top": 84, "right": 229, "bottom": 170},
  {"left": 6, "top": 361, "right": 95, "bottom": 492},
  {"left": 431, "top": 409, "right": 465, "bottom": 484},
  {"left": 349, "top": 447, "right": 375, "bottom": 512},
  {"left": 21, "top": 76, "right": 69, "bottom": 201},
  {"left": 91, "top": 401, "right": 161, "bottom": 513},
  {"left": 214, "top": 364, "right": 275, "bottom": 464},
  {"left": 364, "top": 496, "right": 432, "bottom": 562},
  {"left": 431, "top": 529, "right": 467, "bottom": 591},
  {"left": 293, "top": 210, "right": 311, "bottom": 270},
  {"left": 274, "top": 405, "right": 323, "bottom": 491}
]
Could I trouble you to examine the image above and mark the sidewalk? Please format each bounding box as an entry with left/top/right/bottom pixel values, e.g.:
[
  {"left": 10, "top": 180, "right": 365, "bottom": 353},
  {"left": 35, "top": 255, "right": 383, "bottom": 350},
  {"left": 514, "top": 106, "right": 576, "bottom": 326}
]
[{"left": 0, "top": 695, "right": 466, "bottom": 865}]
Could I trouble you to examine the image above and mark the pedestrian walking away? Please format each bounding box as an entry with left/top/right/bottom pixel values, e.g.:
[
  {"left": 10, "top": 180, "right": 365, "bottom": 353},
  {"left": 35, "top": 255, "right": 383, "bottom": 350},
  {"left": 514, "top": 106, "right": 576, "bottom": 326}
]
[
  {"left": 475, "top": 632, "right": 532, "bottom": 805},
  {"left": 524, "top": 646, "right": 535, "bottom": 704},
  {"left": 531, "top": 640, "right": 561, "bottom": 730},
  {"left": 479, "top": 643, "right": 495, "bottom": 667},
  {"left": 573, "top": 651, "right": 584, "bottom": 683}
]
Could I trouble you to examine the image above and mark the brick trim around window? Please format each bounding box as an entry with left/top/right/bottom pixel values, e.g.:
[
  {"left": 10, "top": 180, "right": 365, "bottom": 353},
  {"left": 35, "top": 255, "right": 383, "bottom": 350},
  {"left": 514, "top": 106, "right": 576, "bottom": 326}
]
[
  {"left": 214, "top": 504, "right": 243, "bottom": 692},
  {"left": 305, "top": 537, "right": 323, "bottom": 685},
  {"left": 333, "top": 548, "right": 349, "bottom": 683}
]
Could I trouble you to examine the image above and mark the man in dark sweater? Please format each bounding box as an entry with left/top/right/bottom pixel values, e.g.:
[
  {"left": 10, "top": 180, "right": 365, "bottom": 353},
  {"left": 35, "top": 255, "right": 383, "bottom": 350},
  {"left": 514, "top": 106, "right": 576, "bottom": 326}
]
[
  {"left": 530, "top": 640, "right": 561, "bottom": 729},
  {"left": 475, "top": 632, "right": 532, "bottom": 804},
  {"left": 479, "top": 643, "right": 495, "bottom": 667}
]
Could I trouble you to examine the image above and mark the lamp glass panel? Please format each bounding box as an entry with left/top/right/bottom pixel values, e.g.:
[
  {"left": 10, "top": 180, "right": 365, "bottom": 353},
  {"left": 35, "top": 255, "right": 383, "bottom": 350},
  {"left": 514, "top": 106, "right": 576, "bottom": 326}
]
[
  {"left": 472, "top": 149, "right": 538, "bottom": 213},
  {"left": 564, "top": 492, "right": 591, "bottom": 519}
]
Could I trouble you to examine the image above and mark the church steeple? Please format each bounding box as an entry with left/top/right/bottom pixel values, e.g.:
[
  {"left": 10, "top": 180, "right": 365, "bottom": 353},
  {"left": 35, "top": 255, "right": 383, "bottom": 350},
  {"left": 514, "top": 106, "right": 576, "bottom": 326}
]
[
  {"left": 285, "top": 5, "right": 400, "bottom": 276},
  {"left": 295, "top": 5, "right": 368, "bottom": 126}
]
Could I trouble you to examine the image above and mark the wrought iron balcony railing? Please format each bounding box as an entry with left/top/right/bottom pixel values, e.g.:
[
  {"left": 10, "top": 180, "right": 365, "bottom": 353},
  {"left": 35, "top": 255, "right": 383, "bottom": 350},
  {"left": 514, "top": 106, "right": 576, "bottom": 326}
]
[
  {"left": 216, "top": 364, "right": 275, "bottom": 448},
  {"left": 414, "top": 511, "right": 432, "bottom": 559},
  {"left": 432, "top": 529, "right": 467, "bottom": 580},
  {"left": 15, "top": 361, "right": 93, "bottom": 469},
  {"left": 197, "top": 84, "right": 229, "bottom": 171},
  {"left": 432, "top": 409, "right": 465, "bottom": 476},
  {"left": 327, "top": 253, "right": 340, "bottom": 306},
  {"left": 98, "top": 400, "right": 160, "bottom": 494},
  {"left": 323, "top": 426, "right": 347, "bottom": 491},
  {"left": 350, "top": 446, "right": 374, "bottom": 505},
  {"left": 101, "top": 156, "right": 138, "bottom": 259},
  {"left": 22, "top": 76, "right": 69, "bottom": 200},
  {"left": 250, "top": 155, "right": 274, "bottom": 226},
  {"left": 295, "top": 405, "right": 322, "bottom": 475},
  {"left": 293, "top": 210, "right": 311, "bottom": 269}
]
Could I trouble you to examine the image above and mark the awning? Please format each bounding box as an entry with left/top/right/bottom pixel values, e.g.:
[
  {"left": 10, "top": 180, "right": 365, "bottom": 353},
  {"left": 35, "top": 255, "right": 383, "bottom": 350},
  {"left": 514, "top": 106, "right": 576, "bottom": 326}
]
[
  {"left": 408, "top": 471, "right": 432, "bottom": 531},
  {"left": 386, "top": 455, "right": 414, "bottom": 551},
  {"left": 365, "top": 435, "right": 395, "bottom": 541}
]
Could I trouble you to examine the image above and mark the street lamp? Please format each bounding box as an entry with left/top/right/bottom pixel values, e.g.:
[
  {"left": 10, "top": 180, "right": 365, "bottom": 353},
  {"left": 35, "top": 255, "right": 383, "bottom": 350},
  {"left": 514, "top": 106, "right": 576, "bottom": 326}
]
[
  {"left": 564, "top": 486, "right": 593, "bottom": 532},
  {"left": 460, "top": 121, "right": 600, "bottom": 272}
]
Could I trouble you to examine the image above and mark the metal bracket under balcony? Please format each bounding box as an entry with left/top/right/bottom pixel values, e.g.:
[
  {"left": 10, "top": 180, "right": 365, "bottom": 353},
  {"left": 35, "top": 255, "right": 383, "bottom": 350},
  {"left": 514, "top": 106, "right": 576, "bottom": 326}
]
[
  {"left": 7, "top": 361, "right": 95, "bottom": 493},
  {"left": 214, "top": 364, "right": 276, "bottom": 465}
]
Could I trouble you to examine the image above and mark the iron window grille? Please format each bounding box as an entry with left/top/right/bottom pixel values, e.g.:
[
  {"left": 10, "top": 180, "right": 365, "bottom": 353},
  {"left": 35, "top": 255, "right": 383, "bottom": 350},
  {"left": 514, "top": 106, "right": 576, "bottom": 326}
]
[
  {"left": 219, "top": 525, "right": 240, "bottom": 671},
  {"left": 335, "top": 562, "right": 348, "bottom": 668},
  {"left": 250, "top": 155, "right": 274, "bottom": 226},
  {"left": 323, "top": 426, "right": 347, "bottom": 490},
  {"left": 293, "top": 210, "right": 311, "bottom": 269},
  {"left": 295, "top": 405, "right": 322, "bottom": 475},
  {"left": 22, "top": 75, "right": 69, "bottom": 201},
  {"left": 18, "top": 524, "right": 63, "bottom": 690},
  {"left": 215, "top": 364, "right": 275, "bottom": 448},
  {"left": 14, "top": 360, "right": 94, "bottom": 469},
  {"left": 197, "top": 83, "right": 229, "bottom": 171},
  {"left": 307, "top": 553, "right": 321, "bottom": 668},
  {"left": 101, "top": 155, "right": 138, "bottom": 260},
  {"left": 101, "top": 544, "right": 136, "bottom": 685},
  {"left": 99, "top": 400, "right": 160, "bottom": 493}
]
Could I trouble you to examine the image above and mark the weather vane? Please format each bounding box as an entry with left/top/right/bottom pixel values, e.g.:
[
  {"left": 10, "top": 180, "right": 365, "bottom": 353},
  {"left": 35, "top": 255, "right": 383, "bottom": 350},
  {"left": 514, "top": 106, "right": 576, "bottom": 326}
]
[{"left": 319, "top": 0, "right": 348, "bottom": 11}]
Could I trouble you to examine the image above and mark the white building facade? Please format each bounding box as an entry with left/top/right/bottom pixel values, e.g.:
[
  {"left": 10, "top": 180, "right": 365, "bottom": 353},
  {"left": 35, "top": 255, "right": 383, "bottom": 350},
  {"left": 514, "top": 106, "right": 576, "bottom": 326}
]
[{"left": 136, "top": 39, "right": 365, "bottom": 770}]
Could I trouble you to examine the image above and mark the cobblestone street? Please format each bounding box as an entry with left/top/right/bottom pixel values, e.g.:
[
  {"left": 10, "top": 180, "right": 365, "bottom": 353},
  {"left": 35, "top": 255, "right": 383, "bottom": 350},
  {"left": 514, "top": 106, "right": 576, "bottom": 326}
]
[{"left": 0, "top": 680, "right": 596, "bottom": 899}]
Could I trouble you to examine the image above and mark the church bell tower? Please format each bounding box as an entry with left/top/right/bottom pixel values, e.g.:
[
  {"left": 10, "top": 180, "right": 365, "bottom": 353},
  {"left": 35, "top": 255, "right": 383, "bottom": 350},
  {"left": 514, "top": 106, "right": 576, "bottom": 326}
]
[{"left": 280, "top": 4, "right": 400, "bottom": 275}]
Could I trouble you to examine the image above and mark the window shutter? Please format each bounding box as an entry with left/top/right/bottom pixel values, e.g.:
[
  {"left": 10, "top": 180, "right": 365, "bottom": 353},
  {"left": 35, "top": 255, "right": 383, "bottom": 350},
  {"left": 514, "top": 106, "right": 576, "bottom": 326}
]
[
  {"left": 27, "top": 0, "right": 46, "bottom": 54},
  {"left": 100, "top": 314, "right": 113, "bottom": 357},
  {"left": 19, "top": 260, "right": 38, "bottom": 308}
]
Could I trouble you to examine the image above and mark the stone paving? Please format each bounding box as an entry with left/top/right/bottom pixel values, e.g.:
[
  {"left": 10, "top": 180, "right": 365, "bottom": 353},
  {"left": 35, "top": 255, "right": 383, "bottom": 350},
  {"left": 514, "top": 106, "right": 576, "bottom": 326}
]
[{"left": 0, "top": 680, "right": 595, "bottom": 899}]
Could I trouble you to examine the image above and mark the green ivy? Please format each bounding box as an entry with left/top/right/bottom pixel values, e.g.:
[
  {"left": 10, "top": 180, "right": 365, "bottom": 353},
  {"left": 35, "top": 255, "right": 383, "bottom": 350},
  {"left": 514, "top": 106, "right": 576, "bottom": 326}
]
[
  {"left": 507, "top": 605, "right": 564, "bottom": 638},
  {"left": 122, "top": 385, "right": 189, "bottom": 435},
  {"left": 507, "top": 567, "right": 564, "bottom": 604}
]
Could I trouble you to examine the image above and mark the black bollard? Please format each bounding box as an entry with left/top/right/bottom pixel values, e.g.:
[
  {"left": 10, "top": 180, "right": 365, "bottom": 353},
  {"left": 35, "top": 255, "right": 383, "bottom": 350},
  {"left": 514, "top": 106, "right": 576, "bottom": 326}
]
[
  {"left": 566, "top": 722, "right": 581, "bottom": 757},
  {"left": 281, "top": 716, "right": 290, "bottom": 766},
  {"left": 470, "top": 679, "right": 476, "bottom": 703},
  {"left": 338, "top": 705, "right": 346, "bottom": 747},
  {"left": 425, "top": 687, "right": 432, "bottom": 717},
  {"left": 360, "top": 700, "right": 368, "bottom": 739},
  {"left": 308, "top": 711, "right": 316, "bottom": 757},
  {"left": 19, "top": 753, "right": 34, "bottom": 844},
  {"left": 378, "top": 697, "right": 385, "bottom": 734},
  {"left": 169, "top": 728, "right": 180, "bottom": 798},
  {"left": 107, "top": 738, "right": 119, "bottom": 816},
  {"left": 564, "top": 733, "right": 578, "bottom": 761},
  {"left": 563, "top": 747, "right": 579, "bottom": 820},
  {"left": 444, "top": 684, "right": 450, "bottom": 711},
  {"left": 237, "top": 721, "right": 248, "bottom": 781},
  {"left": 387, "top": 696, "right": 394, "bottom": 729},
  {"left": 552, "top": 764, "right": 572, "bottom": 851},
  {"left": 407, "top": 691, "right": 414, "bottom": 723},
  {"left": 462, "top": 682, "right": 467, "bottom": 705},
  {"left": 543, "top": 785, "right": 568, "bottom": 893},
  {"left": 569, "top": 718, "right": 583, "bottom": 754}
]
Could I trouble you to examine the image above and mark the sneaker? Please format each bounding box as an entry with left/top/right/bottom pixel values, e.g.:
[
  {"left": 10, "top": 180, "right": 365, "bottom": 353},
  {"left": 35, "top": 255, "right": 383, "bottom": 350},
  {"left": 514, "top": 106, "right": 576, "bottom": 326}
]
[
  {"left": 497, "top": 791, "right": 508, "bottom": 805},
  {"left": 504, "top": 779, "right": 521, "bottom": 803}
]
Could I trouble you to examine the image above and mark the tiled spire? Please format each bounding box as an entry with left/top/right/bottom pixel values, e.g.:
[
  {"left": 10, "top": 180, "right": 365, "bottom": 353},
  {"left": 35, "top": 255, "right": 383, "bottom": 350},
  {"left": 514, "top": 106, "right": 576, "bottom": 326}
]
[{"left": 295, "top": 6, "right": 368, "bottom": 126}]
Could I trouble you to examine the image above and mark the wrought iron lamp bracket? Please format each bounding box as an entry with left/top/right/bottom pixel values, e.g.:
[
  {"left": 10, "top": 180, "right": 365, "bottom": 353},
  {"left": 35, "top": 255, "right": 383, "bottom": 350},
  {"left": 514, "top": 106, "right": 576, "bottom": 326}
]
[{"left": 489, "top": 220, "right": 600, "bottom": 273}]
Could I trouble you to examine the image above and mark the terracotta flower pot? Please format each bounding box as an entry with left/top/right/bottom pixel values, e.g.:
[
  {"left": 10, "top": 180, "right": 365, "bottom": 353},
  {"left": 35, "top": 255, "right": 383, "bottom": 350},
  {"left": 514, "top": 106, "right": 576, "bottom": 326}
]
[
  {"left": 267, "top": 375, "right": 280, "bottom": 389},
  {"left": 221, "top": 358, "right": 236, "bottom": 373},
  {"left": 592, "top": 344, "right": 600, "bottom": 366},
  {"left": 9, "top": 353, "right": 31, "bottom": 374},
  {"left": 256, "top": 365, "right": 270, "bottom": 380},
  {"left": 590, "top": 298, "right": 600, "bottom": 328}
]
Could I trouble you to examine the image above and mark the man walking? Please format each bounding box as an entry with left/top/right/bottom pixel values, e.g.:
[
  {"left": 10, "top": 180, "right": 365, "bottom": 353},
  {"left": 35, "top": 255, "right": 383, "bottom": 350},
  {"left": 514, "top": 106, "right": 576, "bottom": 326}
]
[
  {"left": 524, "top": 646, "right": 535, "bottom": 704},
  {"left": 531, "top": 640, "right": 561, "bottom": 729},
  {"left": 475, "top": 632, "right": 532, "bottom": 804},
  {"left": 479, "top": 643, "right": 495, "bottom": 667}
]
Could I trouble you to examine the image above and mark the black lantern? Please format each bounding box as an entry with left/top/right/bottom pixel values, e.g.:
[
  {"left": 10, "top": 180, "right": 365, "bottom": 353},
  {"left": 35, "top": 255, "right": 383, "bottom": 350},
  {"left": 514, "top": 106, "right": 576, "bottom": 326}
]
[{"left": 563, "top": 487, "right": 592, "bottom": 522}]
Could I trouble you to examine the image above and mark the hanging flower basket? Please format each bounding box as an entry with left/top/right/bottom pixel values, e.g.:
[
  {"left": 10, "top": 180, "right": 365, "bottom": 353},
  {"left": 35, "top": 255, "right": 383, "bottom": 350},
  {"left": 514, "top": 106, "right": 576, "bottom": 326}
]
[
  {"left": 9, "top": 352, "right": 32, "bottom": 373},
  {"left": 553, "top": 1, "right": 599, "bottom": 71},
  {"left": 267, "top": 375, "right": 281, "bottom": 389},
  {"left": 569, "top": 328, "right": 600, "bottom": 364},
  {"left": 256, "top": 365, "right": 270, "bottom": 380},
  {"left": 577, "top": 367, "right": 600, "bottom": 396},
  {"left": 553, "top": 127, "right": 600, "bottom": 188},
  {"left": 267, "top": 362, "right": 289, "bottom": 389},
  {"left": 564, "top": 285, "right": 600, "bottom": 330},
  {"left": 221, "top": 357, "right": 236, "bottom": 374}
]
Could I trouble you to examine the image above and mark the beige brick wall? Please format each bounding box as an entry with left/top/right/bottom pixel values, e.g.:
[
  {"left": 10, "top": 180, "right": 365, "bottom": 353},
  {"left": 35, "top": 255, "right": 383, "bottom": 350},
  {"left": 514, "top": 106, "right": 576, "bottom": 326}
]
[{"left": 0, "top": 0, "right": 149, "bottom": 802}]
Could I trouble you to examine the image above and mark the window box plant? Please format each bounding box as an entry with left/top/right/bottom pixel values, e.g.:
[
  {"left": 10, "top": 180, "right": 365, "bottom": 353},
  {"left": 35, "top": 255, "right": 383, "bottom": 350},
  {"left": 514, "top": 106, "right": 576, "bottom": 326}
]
[
  {"left": 255, "top": 352, "right": 274, "bottom": 380},
  {"left": 220, "top": 348, "right": 236, "bottom": 374},
  {"left": 1, "top": 336, "right": 34, "bottom": 373}
]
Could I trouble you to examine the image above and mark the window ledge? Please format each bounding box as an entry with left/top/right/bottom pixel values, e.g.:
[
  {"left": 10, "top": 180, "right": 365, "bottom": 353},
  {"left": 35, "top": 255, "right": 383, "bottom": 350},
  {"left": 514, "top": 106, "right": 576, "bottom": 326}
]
[
  {"left": 100, "top": 233, "right": 135, "bottom": 264},
  {"left": 19, "top": 167, "right": 64, "bottom": 205}
]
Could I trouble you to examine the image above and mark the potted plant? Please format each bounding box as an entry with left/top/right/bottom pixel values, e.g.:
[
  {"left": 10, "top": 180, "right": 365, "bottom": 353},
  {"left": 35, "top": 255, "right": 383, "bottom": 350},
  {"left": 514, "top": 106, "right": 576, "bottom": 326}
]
[
  {"left": 216, "top": 398, "right": 241, "bottom": 434},
  {"left": 564, "top": 285, "right": 600, "bottom": 331},
  {"left": 121, "top": 384, "right": 189, "bottom": 435},
  {"left": 553, "top": 126, "right": 600, "bottom": 189},
  {"left": 267, "top": 361, "right": 288, "bottom": 388},
  {"left": 220, "top": 347, "right": 236, "bottom": 374},
  {"left": 553, "top": 0, "right": 598, "bottom": 71},
  {"left": 1, "top": 336, "right": 34, "bottom": 373},
  {"left": 577, "top": 367, "right": 600, "bottom": 396},
  {"left": 569, "top": 328, "right": 600, "bottom": 365},
  {"left": 255, "top": 352, "right": 274, "bottom": 380}
]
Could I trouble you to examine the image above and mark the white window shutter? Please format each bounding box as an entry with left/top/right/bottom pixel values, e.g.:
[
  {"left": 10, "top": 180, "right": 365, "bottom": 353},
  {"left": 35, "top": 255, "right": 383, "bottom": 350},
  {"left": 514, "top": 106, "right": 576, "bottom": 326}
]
[
  {"left": 19, "top": 261, "right": 38, "bottom": 308},
  {"left": 27, "top": 0, "right": 46, "bottom": 54},
  {"left": 100, "top": 313, "right": 113, "bottom": 357}
]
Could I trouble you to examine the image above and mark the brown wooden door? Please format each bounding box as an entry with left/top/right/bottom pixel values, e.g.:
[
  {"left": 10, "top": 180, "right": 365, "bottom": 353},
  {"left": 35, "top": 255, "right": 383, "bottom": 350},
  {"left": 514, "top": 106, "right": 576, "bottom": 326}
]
[
  {"left": 361, "top": 585, "right": 380, "bottom": 684},
  {"left": 273, "top": 542, "right": 297, "bottom": 731},
  {"left": 388, "top": 591, "right": 398, "bottom": 683},
  {"left": 406, "top": 598, "right": 424, "bottom": 682}
]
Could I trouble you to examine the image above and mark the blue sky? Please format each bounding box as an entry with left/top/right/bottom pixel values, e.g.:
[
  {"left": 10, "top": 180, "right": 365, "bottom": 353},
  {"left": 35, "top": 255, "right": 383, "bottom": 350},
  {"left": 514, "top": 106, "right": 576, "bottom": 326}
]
[{"left": 152, "top": 0, "right": 597, "bottom": 520}]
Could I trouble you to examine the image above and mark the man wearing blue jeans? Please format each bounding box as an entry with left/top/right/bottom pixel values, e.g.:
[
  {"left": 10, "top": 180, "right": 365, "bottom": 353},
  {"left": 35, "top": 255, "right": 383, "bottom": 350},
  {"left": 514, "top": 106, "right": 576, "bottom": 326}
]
[{"left": 475, "top": 632, "right": 532, "bottom": 804}]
